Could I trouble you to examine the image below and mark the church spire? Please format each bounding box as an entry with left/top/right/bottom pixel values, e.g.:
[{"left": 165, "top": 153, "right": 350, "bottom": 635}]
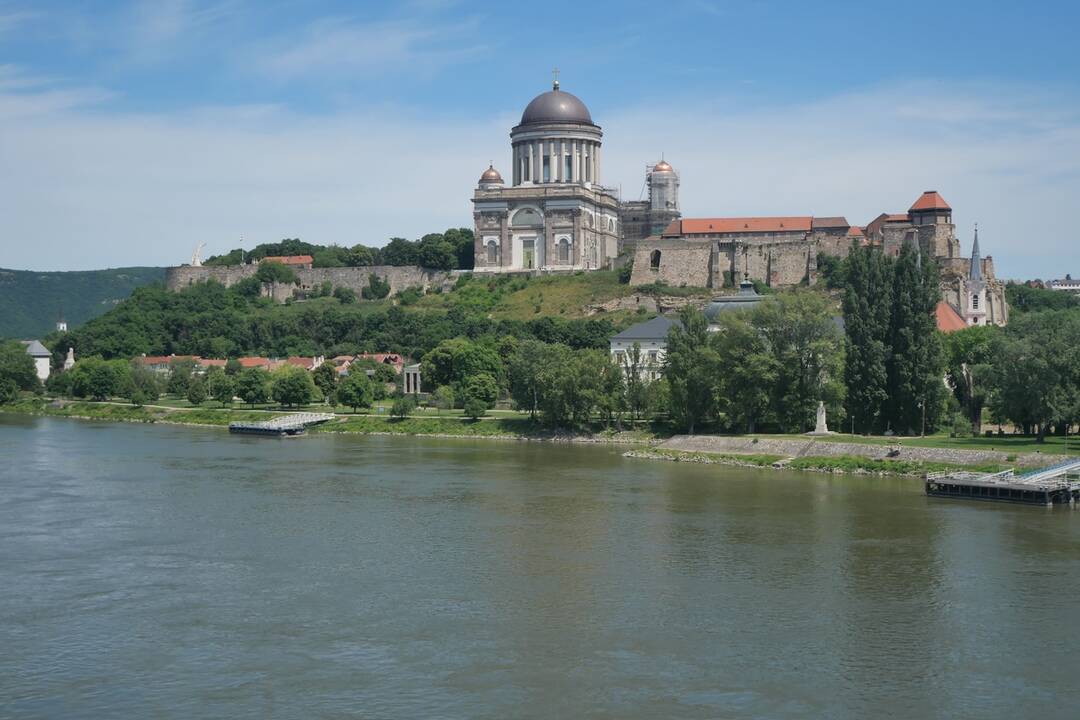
[{"left": 969, "top": 223, "right": 982, "bottom": 283}]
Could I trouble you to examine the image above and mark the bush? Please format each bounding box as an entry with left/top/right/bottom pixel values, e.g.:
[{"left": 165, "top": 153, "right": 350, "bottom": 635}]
[
  {"left": 618, "top": 259, "right": 633, "bottom": 284},
  {"left": 361, "top": 274, "right": 391, "bottom": 300},
  {"left": 391, "top": 394, "right": 416, "bottom": 419},
  {"left": 332, "top": 286, "right": 357, "bottom": 304},
  {"left": 463, "top": 396, "right": 487, "bottom": 419}
]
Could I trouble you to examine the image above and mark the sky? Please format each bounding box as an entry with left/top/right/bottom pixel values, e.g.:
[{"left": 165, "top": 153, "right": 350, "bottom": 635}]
[{"left": 1, "top": 0, "right": 1078, "bottom": 279}]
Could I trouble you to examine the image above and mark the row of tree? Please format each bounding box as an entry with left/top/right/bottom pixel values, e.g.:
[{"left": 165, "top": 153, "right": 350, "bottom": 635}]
[
  {"left": 203, "top": 230, "right": 476, "bottom": 272},
  {"left": 51, "top": 280, "right": 620, "bottom": 368},
  {"left": 842, "top": 243, "right": 946, "bottom": 435}
]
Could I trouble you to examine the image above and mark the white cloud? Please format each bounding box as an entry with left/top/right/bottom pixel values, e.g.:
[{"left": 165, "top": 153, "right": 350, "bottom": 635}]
[
  {"left": 1, "top": 80, "right": 1077, "bottom": 280},
  {"left": 250, "top": 15, "right": 485, "bottom": 81}
]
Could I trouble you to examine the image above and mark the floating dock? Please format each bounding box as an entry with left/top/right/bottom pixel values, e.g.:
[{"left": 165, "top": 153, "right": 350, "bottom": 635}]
[
  {"left": 228, "top": 413, "right": 336, "bottom": 437},
  {"left": 925, "top": 459, "right": 1080, "bottom": 506}
]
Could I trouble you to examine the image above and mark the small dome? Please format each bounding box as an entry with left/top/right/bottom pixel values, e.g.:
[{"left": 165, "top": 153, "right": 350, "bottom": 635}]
[
  {"left": 479, "top": 165, "right": 503, "bottom": 184},
  {"left": 652, "top": 160, "right": 673, "bottom": 173},
  {"left": 520, "top": 87, "right": 594, "bottom": 126}
]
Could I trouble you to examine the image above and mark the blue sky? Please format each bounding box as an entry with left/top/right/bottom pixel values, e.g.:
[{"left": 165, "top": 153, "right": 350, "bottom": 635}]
[{"left": 2, "top": 0, "right": 1079, "bottom": 278}]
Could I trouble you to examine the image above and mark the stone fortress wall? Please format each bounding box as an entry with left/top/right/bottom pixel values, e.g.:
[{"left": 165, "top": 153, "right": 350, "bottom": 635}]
[
  {"left": 165, "top": 264, "right": 456, "bottom": 302},
  {"left": 629, "top": 235, "right": 817, "bottom": 289}
]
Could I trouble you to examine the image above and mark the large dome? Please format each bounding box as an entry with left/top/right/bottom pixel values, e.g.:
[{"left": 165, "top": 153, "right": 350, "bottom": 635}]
[{"left": 520, "top": 87, "right": 594, "bottom": 126}]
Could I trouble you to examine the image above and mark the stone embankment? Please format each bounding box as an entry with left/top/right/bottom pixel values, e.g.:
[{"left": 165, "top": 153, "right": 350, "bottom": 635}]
[{"left": 658, "top": 435, "right": 1070, "bottom": 468}]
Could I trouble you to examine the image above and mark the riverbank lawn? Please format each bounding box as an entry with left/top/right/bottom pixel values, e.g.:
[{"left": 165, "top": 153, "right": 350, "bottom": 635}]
[{"left": 757, "top": 432, "right": 1080, "bottom": 457}]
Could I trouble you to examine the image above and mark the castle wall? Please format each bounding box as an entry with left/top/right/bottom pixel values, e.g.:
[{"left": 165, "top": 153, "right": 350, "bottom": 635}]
[
  {"left": 629, "top": 236, "right": 815, "bottom": 289},
  {"left": 165, "top": 264, "right": 455, "bottom": 301}
]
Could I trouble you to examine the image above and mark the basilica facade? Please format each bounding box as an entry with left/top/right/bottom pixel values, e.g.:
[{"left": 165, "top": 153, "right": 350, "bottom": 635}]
[{"left": 471, "top": 79, "right": 679, "bottom": 271}]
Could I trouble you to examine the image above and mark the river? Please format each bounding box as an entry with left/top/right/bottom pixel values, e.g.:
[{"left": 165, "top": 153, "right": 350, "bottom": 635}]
[{"left": 1, "top": 415, "right": 1079, "bottom": 719}]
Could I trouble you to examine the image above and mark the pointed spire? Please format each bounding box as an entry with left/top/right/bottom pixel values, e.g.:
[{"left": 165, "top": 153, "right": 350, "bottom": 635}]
[{"left": 970, "top": 223, "right": 983, "bottom": 282}]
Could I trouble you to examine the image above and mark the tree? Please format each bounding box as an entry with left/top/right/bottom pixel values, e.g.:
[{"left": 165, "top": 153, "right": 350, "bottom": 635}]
[
  {"left": 271, "top": 366, "right": 317, "bottom": 407},
  {"left": 69, "top": 357, "right": 122, "bottom": 401},
  {"left": 186, "top": 376, "right": 207, "bottom": 406},
  {"left": 361, "top": 274, "right": 391, "bottom": 300},
  {"left": 381, "top": 237, "right": 420, "bottom": 266},
  {"left": 432, "top": 385, "right": 455, "bottom": 415},
  {"left": 664, "top": 309, "right": 718, "bottom": 434},
  {"left": 711, "top": 313, "right": 777, "bottom": 433},
  {"left": 986, "top": 310, "right": 1080, "bottom": 440},
  {"left": 391, "top": 394, "right": 416, "bottom": 418},
  {"left": 207, "top": 371, "right": 235, "bottom": 407},
  {"left": 463, "top": 396, "right": 487, "bottom": 419},
  {"left": 0, "top": 340, "right": 40, "bottom": 394},
  {"left": 167, "top": 358, "right": 197, "bottom": 396},
  {"left": 225, "top": 357, "right": 242, "bottom": 375},
  {"left": 508, "top": 339, "right": 550, "bottom": 419},
  {"left": 417, "top": 233, "right": 457, "bottom": 270},
  {"left": 462, "top": 372, "right": 499, "bottom": 408},
  {"left": 235, "top": 368, "right": 270, "bottom": 407},
  {"left": 421, "top": 338, "right": 502, "bottom": 393},
  {"left": 943, "top": 325, "right": 996, "bottom": 434},
  {"left": 752, "top": 290, "right": 845, "bottom": 433},
  {"left": 337, "top": 371, "right": 374, "bottom": 413},
  {"left": 255, "top": 261, "right": 299, "bottom": 285},
  {"left": 885, "top": 245, "right": 944, "bottom": 435},
  {"left": 312, "top": 362, "right": 339, "bottom": 402},
  {"left": 121, "top": 361, "right": 157, "bottom": 406},
  {"left": 841, "top": 244, "right": 893, "bottom": 434},
  {"left": 0, "top": 379, "right": 19, "bottom": 404},
  {"left": 333, "top": 286, "right": 357, "bottom": 304},
  {"left": 621, "top": 343, "right": 648, "bottom": 422}
]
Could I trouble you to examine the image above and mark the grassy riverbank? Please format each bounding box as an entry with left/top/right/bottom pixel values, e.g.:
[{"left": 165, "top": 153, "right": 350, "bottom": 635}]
[
  {"left": 0, "top": 397, "right": 1043, "bottom": 476},
  {"left": 626, "top": 448, "right": 1013, "bottom": 477}
]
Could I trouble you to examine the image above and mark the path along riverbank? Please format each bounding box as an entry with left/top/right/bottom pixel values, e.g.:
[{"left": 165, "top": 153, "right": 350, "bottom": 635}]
[{"left": 3, "top": 398, "right": 1071, "bottom": 477}]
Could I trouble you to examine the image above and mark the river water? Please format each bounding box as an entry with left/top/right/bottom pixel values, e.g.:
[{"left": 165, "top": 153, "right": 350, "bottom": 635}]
[{"left": 1, "top": 415, "right": 1079, "bottom": 719}]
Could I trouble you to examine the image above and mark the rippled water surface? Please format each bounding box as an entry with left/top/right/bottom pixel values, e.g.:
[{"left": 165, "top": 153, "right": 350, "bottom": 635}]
[{"left": 2, "top": 415, "right": 1079, "bottom": 719}]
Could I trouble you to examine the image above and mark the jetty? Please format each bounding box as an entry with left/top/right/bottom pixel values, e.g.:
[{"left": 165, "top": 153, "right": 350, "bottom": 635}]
[
  {"left": 925, "top": 459, "right": 1080, "bottom": 506},
  {"left": 228, "top": 413, "right": 336, "bottom": 437}
]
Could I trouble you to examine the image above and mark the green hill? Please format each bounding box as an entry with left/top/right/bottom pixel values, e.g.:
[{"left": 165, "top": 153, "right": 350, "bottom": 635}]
[{"left": 0, "top": 267, "right": 166, "bottom": 339}]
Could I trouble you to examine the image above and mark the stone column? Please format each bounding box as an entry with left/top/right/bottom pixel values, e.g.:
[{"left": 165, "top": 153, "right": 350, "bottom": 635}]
[
  {"left": 512, "top": 145, "right": 519, "bottom": 185},
  {"left": 595, "top": 144, "right": 601, "bottom": 185},
  {"left": 573, "top": 210, "right": 583, "bottom": 266},
  {"left": 500, "top": 215, "right": 511, "bottom": 268},
  {"left": 557, "top": 139, "right": 564, "bottom": 182},
  {"left": 535, "top": 141, "right": 542, "bottom": 183},
  {"left": 571, "top": 140, "right": 579, "bottom": 183}
]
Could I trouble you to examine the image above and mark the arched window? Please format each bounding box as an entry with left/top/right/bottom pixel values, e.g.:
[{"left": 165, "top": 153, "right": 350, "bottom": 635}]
[
  {"left": 558, "top": 238, "right": 570, "bottom": 264},
  {"left": 650, "top": 249, "right": 662, "bottom": 269},
  {"left": 608, "top": 219, "right": 615, "bottom": 232},
  {"left": 972, "top": 294, "right": 979, "bottom": 310},
  {"left": 486, "top": 240, "right": 498, "bottom": 265}
]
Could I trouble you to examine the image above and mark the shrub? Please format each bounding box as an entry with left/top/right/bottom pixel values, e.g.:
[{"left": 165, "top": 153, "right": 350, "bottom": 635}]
[{"left": 361, "top": 274, "right": 391, "bottom": 300}]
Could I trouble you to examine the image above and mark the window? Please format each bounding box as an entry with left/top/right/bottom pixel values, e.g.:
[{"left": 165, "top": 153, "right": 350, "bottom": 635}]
[
  {"left": 521, "top": 156, "right": 530, "bottom": 181},
  {"left": 564, "top": 155, "right": 573, "bottom": 181},
  {"left": 972, "top": 294, "right": 979, "bottom": 310},
  {"left": 584, "top": 153, "right": 591, "bottom": 181},
  {"left": 650, "top": 249, "right": 661, "bottom": 269},
  {"left": 558, "top": 238, "right": 570, "bottom": 264},
  {"left": 486, "top": 241, "right": 497, "bottom": 265},
  {"left": 542, "top": 155, "right": 551, "bottom": 183}
]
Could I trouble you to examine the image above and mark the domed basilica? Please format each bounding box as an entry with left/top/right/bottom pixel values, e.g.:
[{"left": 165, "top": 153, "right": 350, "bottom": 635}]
[{"left": 471, "top": 78, "right": 679, "bottom": 271}]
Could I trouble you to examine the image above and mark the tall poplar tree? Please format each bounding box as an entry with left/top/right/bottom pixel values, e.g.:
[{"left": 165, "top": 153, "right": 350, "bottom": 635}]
[
  {"left": 885, "top": 244, "right": 944, "bottom": 435},
  {"left": 842, "top": 244, "right": 893, "bottom": 433}
]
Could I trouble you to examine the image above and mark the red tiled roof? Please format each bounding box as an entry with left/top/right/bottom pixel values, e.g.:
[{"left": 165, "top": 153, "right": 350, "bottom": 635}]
[
  {"left": 812, "top": 216, "right": 849, "bottom": 229},
  {"left": 136, "top": 354, "right": 198, "bottom": 366},
  {"left": 936, "top": 302, "right": 967, "bottom": 333},
  {"left": 885, "top": 214, "right": 909, "bottom": 222},
  {"left": 286, "top": 357, "right": 316, "bottom": 370},
  {"left": 262, "top": 255, "right": 313, "bottom": 266},
  {"left": 909, "top": 191, "right": 951, "bottom": 212},
  {"left": 665, "top": 217, "right": 813, "bottom": 235},
  {"left": 847, "top": 226, "right": 865, "bottom": 237},
  {"left": 237, "top": 357, "right": 271, "bottom": 369},
  {"left": 198, "top": 358, "right": 227, "bottom": 367}
]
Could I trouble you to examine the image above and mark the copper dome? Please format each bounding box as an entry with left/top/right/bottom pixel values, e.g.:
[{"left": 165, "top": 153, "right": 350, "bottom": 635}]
[
  {"left": 652, "top": 160, "right": 673, "bottom": 173},
  {"left": 479, "top": 165, "right": 503, "bottom": 184}
]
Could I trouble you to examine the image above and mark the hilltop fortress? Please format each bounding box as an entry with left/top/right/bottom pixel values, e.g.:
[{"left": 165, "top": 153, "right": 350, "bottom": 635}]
[{"left": 168, "top": 79, "right": 1007, "bottom": 328}]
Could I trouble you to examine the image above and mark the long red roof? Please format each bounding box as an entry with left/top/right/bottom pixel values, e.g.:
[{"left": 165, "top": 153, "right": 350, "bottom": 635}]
[{"left": 664, "top": 217, "right": 813, "bottom": 236}]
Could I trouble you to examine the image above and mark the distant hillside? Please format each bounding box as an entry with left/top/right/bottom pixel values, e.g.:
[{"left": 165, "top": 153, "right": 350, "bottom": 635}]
[{"left": 0, "top": 267, "right": 166, "bottom": 339}]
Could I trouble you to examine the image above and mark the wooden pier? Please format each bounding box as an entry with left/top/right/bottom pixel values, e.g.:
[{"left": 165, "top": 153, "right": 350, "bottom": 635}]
[
  {"left": 228, "top": 413, "right": 336, "bottom": 437},
  {"left": 925, "top": 459, "right": 1080, "bottom": 507}
]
